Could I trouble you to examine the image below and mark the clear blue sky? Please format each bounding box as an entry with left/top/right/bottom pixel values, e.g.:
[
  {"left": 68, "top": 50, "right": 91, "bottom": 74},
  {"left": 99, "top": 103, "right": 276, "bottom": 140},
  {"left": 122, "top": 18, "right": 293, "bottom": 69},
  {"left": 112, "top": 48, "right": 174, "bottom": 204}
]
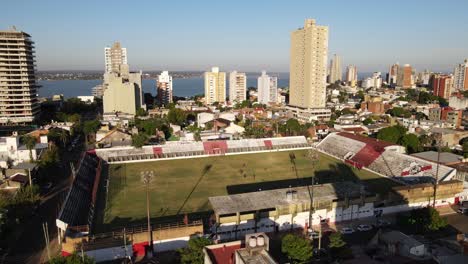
[{"left": 2, "top": 0, "right": 468, "bottom": 73}]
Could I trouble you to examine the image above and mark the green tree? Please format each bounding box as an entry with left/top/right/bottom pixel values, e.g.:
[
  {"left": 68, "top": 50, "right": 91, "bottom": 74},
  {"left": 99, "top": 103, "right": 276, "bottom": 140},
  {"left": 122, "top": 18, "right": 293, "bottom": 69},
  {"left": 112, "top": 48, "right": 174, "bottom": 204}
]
[
  {"left": 178, "top": 237, "right": 212, "bottom": 264},
  {"left": 59, "top": 130, "right": 69, "bottom": 147},
  {"left": 377, "top": 126, "right": 402, "bottom": 144},
  {"left": 362, "top": 118, "right": 374, "bottom": 125},
  {"left": 39, "top": 145, "right": 60, "bottom": 168},
  {"left": 136, "top": 107, "right": 147, "bottom": 117},
  {"left": 286, "top": 118, "right": 302, "bottom": 136},
  {"left": 388, "top": 107, "right": 411, "bottom": 118},
  {"left": 48, "top": 252, "right": 95, "bottom": 264},
  {"left": 419, "top": 134, "right": 433, "bottom": 148},
  {"left": 463, "top": 141, "right": 468, "bottom": 158},
  {"left": 21, "top": 135, "right": 37, "bottom": 162},
  {"left": 398, "top": 207, "right": 447, "bottom": 234},
  {"left": 329, "top": 232, "right": 346, "bottom": 248},
  {"left": 167, "top": 108, "right": 186, "bottom": 126},
  {"left": 83, "top": 119, "right": 101, "bottom": 143},
  {"left": 131, "top": 133, "right": 148, "bottom": 148},
  {"left": 401, "top": 133, "right": 422, "bottom": 154},
  {"left": 281, "top": 233, "right": 313, "bottom": 264}
]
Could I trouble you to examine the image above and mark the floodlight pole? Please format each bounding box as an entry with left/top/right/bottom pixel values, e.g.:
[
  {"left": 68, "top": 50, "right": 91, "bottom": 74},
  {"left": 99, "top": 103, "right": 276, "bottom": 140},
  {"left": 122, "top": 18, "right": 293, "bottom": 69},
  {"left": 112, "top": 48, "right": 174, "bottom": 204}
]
[
  {"left": 141, "top": 171, "right": 154, "bottom": 257},
  {"left": 433, "top": 142, "right": 442, "bottom": 207}
]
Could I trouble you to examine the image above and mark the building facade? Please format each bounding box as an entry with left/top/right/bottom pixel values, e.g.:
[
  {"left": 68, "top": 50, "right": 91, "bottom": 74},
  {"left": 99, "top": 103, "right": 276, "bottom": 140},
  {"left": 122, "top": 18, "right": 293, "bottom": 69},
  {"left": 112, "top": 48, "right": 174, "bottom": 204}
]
[
  {"left": 103, "top": 65, "right": 143, "bottom": 115},
  {"left": 289, "top": 19, "right": 328, "bottom": 109},
  {"left": 156, "top": 71, "right": 173, "bottom": 106},
  {"left": 345, "top": 65, "right": 358, "bottom": 87},
  {"left": 397, "top": 64, "right": 414, "bottom": 88},
  {"left": 229, "top": 71, "right": 246, "bottom": 103},
  {"left": 104, "top": 42, "right": 127, "bottom": 74},
  {"left": 257, "top": 71, "right": 278, "bottom": 104},
  {"left": 388, "top": 63, "right": 399, "bottom": 85},
  {"left": 453, "top": 59, "right": 468, "bottom": 91},
  {"left": 362, "top": 72, "right": 382, "bottom": 89},
  {"left": 432, "top": 74, "right": 453, "bottom": 99},
  {"left": 204, "top": 67, "right": 226, "bottom": 104},
  {"left": 92, "top": 84, "right": 104, "bottom": 98},
  {"left": 0, "top": 29, "right": 40, "bottom": 124},
  {"left": 329, "top": 54, "right": 342, "bottom": 84}
]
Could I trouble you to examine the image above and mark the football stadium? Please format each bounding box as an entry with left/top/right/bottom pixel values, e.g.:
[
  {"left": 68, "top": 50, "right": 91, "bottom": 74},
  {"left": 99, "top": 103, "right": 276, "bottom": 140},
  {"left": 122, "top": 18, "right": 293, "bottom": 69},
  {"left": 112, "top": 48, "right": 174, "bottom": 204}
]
[
  {"left": 100, "top": 136, "right": 394, "bottom": 230},
  {"left": 55, "top": 134, "right": 465, "bottom": 259}
]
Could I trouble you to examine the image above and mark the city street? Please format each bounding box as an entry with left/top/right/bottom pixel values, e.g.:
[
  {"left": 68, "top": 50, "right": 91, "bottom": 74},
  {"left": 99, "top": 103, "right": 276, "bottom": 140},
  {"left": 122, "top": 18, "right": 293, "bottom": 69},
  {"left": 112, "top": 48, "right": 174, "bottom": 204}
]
[{"left": 1, "top": 141, "right": 83, "bottom": 264}]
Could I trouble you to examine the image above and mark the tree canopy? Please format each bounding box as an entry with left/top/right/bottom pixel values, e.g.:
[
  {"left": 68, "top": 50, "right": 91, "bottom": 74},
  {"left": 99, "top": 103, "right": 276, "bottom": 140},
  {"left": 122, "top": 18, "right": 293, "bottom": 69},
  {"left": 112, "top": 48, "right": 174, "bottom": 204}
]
[
  {"left": 167, "top": 108, "right": 187, "bottom": 126},
  {"left": 48, "top": 252, "right": 95, "bottom": 264},
  {"left": 329, "top": 232, "right": 346, "bottom": 248},
  {"left": 131, "top": 133, "right": 148, "bottom": 148},
  {"left": 387, "top": 107, "right": 411, "bottom": 118},
  {"left": 177, "top": 237, "right": 212, "bottom": 264},
  {"left": 83, "top": 120, "right": 101, "bottom": 135},
  {"left": 401, "top": 133, "right": 422, "bottom": 154},
  {"left": 397, "top": 206, "right": 447, "bottom": 234},
  {"left": 377, "top": 125, "right": 407, "bottom": 144},
  {"left": 281, "top": 233, "right": 313, "bottom": 264}
]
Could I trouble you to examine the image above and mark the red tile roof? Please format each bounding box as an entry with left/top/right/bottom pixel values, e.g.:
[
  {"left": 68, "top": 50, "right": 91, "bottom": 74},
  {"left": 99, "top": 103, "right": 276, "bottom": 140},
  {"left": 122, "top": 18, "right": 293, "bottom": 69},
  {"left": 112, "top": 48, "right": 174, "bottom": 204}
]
[
  {"left": 207, "top": 244, "right": 242, "bottom": 264},
  {"left": 337, "top": 132, "right": 395, "bottom": 149}
]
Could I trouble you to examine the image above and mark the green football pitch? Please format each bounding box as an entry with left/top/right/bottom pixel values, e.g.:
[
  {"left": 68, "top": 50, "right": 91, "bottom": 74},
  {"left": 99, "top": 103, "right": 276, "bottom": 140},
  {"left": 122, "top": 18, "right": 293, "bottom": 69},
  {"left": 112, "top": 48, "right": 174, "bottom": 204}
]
[{"left": 101, "top": 149, "right": 399, "bottom": 229}]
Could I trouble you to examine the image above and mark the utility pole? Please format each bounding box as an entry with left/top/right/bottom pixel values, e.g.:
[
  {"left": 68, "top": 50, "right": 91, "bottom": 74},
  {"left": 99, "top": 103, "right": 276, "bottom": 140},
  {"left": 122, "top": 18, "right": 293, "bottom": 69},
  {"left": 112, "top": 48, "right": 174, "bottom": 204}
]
[
  {"left": 141, "top": 171, "right": 154, "bottom": 258},
  {"left": 433, "top": 142, "right": 442, "bottom": 207},
  {"left": 307, "top": 149, "right": 319, "bottom": 230},
  {"left": 42, "top": 222, "right": 51, "bottom": 262},
  {"left": 81, "top": 242, "right": 84, "bottom": 262}
]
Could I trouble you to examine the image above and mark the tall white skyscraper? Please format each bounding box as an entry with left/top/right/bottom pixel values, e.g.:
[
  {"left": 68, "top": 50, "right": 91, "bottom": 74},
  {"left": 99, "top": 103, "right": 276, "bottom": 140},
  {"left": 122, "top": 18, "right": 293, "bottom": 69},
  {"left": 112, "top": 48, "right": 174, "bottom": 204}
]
[
  {"left": 0, "top": 28, "right": 40, "bottom": 124},
  {"left": 453, "top": 59, "right": 468, "bottom": 91},
  {"left": 104, "top": 42, "right": 127, "bottom": 73},
  {"left": 329, "top": 54, "right": 342, "bottom": 83},
  {"left": 257, "top": 71, "right": 278, "bottom": 104},
  {"left": 157, "top": 71, "right": 173, "bottom": 106},
  {"left": 229, "top": 71, "right": 247, "bottom": 103},
  {"left": 289, "top": 19, "right": 328, "bottom": 109},
  {"left": 204, "top": 67, "right": 226, "bottom": 104}
]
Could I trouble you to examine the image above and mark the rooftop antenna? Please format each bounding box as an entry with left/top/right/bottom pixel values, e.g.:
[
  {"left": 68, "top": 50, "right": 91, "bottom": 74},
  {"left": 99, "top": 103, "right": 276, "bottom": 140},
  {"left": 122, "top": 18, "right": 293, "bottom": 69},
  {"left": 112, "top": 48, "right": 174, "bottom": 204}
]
[{"left": 11, "top": 26, "right": 17, "bottom": 31}]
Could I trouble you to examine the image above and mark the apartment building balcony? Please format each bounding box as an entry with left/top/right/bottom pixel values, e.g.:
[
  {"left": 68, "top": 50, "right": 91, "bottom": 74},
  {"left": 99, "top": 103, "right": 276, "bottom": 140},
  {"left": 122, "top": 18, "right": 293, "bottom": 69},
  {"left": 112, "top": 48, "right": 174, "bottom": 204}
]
[{"left": 0, "top": 57, "right": 36, "bottom": 63}]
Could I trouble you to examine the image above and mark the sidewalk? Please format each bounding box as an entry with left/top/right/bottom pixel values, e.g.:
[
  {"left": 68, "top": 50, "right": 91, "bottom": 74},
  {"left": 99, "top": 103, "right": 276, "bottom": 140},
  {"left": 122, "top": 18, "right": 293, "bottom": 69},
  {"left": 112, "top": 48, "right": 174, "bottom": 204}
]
[{"left": 311, "top": 205, "right": 457, "bottom": 231}]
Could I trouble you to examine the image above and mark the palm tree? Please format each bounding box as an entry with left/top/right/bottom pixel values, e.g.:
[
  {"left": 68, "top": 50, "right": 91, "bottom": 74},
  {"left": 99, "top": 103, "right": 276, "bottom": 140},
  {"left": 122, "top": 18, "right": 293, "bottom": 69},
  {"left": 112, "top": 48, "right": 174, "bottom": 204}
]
[
  {"left": 21, "top": 135, "right": 37, "bottom": 162},
  {"left": 59, "top": 130, "right": 69, "bottom": 147}
]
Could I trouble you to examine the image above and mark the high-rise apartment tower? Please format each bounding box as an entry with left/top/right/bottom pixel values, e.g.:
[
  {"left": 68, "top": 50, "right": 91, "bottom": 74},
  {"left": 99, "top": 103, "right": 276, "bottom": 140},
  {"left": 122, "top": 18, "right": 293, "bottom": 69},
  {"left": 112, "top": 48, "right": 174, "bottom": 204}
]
[
  {"left": 229, "top": 71, "right": 246, "bottom": 103},
  {"left": 104, "top": 42, "right": 127, "bottom": 74},
  {"left": 204, "top": 67, "right": 226, "bottom": 104},
  {"left": 0, "top": 28, "right": 40, "bottom": 124},
  {"left": 289, "top": 19, "right": 328, "bottom": 109}
]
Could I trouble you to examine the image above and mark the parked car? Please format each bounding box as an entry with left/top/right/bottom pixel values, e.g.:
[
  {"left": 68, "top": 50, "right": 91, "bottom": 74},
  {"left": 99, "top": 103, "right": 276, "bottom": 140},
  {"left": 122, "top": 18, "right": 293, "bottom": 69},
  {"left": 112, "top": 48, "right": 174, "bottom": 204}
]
[
  {"left": 41, "top": 182, "right": 53, "bottom": 193},
  {"left": 376, "top": 219, "right": 391, "bottom": 227},
  {"left": 457, "top": 207, "right": 468, "bottom": 215},
  {"left": 356, "top": 224, "right": 373, "bottom": 231},
  {"left": 308, "top": 230, "right": 320, "bottom": 239},
  {"left": 340, "top": 227, "right": 355, "bottom": 234}
]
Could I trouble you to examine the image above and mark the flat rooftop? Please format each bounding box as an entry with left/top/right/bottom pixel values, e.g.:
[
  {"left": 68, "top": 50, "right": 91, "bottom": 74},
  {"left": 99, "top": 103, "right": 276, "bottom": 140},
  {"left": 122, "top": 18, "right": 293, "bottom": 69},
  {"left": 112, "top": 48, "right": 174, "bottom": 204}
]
[
  {"left": 411, "top": 151, "right": 463, "bottom": 164},
  {"left": 209, "top": 181, "right": 365, "bottom": 215},
  {"left": 236, "top": 248, "right": 277, "bottom": 264}
]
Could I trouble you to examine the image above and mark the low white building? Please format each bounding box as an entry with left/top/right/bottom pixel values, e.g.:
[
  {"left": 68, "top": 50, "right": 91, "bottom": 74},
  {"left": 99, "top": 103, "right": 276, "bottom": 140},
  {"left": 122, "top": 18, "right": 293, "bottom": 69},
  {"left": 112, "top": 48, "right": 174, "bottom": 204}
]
[
  {"left": 77, "top": 96, "right": 95, "bottom": 104},
  {"left": 197, "top": 112, "right": 215, "bottom": 128},
  {"left": 0, "top": 133, "right": 48, "bottom": 168}
]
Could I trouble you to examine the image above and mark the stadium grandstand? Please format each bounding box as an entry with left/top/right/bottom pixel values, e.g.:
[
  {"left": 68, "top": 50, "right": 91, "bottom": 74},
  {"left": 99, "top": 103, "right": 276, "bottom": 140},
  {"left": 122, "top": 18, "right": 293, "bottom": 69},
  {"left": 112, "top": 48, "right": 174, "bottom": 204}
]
[
  {"left": 317, "top": 132, "right": 457, "bottom": 182},
  {"left": 95, "top": 136, "right": 310, "bottom": 163},
  {"left": 56, "top": 152, "right": 102, "bottom": 240}
]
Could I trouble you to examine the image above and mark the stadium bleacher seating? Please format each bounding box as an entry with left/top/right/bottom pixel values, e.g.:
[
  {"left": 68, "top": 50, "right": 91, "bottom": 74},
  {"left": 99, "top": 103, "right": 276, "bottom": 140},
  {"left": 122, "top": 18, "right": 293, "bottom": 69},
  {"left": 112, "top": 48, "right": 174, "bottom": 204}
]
[
  {"left": 317, "top": 133, "right": 456, "bottom": 181},
  {"left": 58, "top": 153, "right": 101, "bottom": 230},
  {"left": 98, "top": 136, "right": 310, "bottom": 163}
]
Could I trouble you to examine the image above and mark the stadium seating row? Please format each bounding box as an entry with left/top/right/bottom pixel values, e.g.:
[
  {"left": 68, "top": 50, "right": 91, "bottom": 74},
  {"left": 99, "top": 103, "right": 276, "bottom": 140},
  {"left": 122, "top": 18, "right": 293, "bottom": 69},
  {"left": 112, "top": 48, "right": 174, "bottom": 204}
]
[
  {"left": 58, "top": 153, "right": 101, "bottom": 229},
  {"left": 99, "top": 136, "right": 310, "bottom": 162}
]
